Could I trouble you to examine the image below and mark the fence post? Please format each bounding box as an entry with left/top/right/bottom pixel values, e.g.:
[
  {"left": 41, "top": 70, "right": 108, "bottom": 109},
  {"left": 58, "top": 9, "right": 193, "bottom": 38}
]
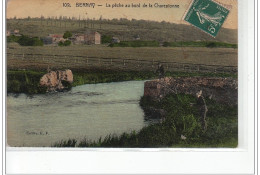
[
  {"left": 110, "top": 58, "right": 112, "bottom": 65},
  {"left": 197, "top": 66, "right": 200, "bottom": 72},
  {"left": 123, "top": 59, "right": 126, "bottom": 66}
]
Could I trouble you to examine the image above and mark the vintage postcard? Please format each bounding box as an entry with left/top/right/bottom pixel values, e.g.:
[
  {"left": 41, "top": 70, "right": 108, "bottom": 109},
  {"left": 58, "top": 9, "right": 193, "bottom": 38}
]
[{"left": 6, "top": 0, "right": 238, "bottom": 148}]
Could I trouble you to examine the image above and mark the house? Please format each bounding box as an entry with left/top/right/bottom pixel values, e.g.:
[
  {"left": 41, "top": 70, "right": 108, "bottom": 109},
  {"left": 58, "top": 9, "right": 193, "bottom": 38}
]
[
  {"left": 48, "top": 34, "right": 65, "bottom": 44},
  {"left": 7, "top": 29, "right": 21, "bottom": 36},
  {"left": 112, "top": 37, "right": 120, "bottom": 43},
  {"left": 84, "top": 31, "right": 101, "bottom": 45},
  {"left": 71, "top": 34, "right": 85, "bottom": 44},
  {"left": 70, "top": 31, "right": 101, "bottom": 45}
]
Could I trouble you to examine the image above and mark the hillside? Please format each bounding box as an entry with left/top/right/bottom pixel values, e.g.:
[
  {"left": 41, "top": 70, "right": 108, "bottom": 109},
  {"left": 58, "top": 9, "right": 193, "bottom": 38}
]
[{"left": 7, "top": 18, "right": 237, "bottom": 43}]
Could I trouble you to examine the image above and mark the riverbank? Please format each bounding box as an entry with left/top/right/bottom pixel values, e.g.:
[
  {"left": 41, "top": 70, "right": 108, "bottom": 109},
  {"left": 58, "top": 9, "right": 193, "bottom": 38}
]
[
  {"left": 7, "top": 70, "right": 238, "bottom": 147},
  {"left": 7, "top": 69, "right": 237, "bottom": 94},
  {"left": 53, "top": 93, "right": 238, "bottom": 148}
]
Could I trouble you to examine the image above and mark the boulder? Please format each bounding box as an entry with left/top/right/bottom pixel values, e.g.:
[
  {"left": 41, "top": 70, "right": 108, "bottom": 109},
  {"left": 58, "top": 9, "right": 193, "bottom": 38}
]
[
  {"left": 144, "top": 77, "right": 238, "bottom": 106},
  {"left": 39, "top": 69, "right": 73, "bottom": 92}
]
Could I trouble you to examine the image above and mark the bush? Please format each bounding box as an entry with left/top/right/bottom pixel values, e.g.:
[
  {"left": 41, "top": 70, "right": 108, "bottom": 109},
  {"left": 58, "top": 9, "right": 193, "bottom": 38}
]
[
  {"left": 17, "top": 35, "right": 43, "bottom": 46},
  {"left": 7, "top": 70, "right": 47, "bottom": 94},
  {"left": 58, "top": 40, "right": 71, "bottom": 46},
  {"left": 206, "top": 42, "right": 217, "bottom": 48},
  {"left": 162, "top": 42, "right": 170, "bottom": 47},
  {"left": 7, "top": 80, "right": 21, "bottom": 93},
  {"left": 101, "top": 35, "right": 112, "bottom": 43},
  {"left": 7, "top": 35, "right": 21, "bottom": 43},
  {"left": 63, "top": 31, "right": 72, "bottom": 39}
]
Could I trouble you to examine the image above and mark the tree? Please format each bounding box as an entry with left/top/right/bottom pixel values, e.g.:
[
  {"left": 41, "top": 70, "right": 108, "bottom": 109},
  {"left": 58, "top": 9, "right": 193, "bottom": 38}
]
[
  {"left": 63, "top": 31, "right": 72, "bottom": 39},
  {"left": 17, "top": 35, "right": 43, "bottom": 46},
  {"left": 101, "top": 35, "right": 112, "bottom": 44}
]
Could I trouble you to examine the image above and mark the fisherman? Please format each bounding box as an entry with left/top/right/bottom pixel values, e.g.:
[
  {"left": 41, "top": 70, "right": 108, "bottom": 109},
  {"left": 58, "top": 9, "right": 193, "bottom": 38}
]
[
  {"left": 196, "top": 90, "right": 208, "bottom": 131},
  {"left": 156, "top": 62, "right": 165, "bottom": 79}
]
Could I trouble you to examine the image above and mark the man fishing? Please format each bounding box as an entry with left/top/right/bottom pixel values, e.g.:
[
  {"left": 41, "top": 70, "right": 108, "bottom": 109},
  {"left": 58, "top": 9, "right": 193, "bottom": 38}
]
[{"left": 156, "top": 63, "right": 165, "bottom": 79}]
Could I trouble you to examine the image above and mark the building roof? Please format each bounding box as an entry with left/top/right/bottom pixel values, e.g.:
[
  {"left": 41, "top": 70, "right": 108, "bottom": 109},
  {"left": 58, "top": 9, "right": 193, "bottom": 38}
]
[{"left": 49, "top": 34, "right": 63, "bottom": 38}]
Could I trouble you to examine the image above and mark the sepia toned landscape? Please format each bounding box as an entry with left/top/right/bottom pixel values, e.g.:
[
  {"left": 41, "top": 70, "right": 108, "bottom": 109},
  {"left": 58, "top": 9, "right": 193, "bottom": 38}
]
[{"left": 7, "top": 0, "right": 238, "bottom": 147}]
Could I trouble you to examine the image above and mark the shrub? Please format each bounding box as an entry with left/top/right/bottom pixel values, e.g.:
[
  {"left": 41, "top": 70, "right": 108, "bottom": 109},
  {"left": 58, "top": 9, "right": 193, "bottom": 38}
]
[
  {"left": 162, "top": 42, "right": 170, "bottom": 47},
  {"left": 63, "top": 31, "right": 72, "bottom": 39},
  {"left": 7, "top": 80, "right": 21, "bottom": 93},
  {"left": 58, "top": 40, "right": 71, "bottom": 46},
  {"left": 7, "top": 35, "right": 20, "bottom": 43},
  {"left": 17, "top": 35, "right": 43, "bottom": 46},
  {"left": 7, "top": 70, "right": 46, "bottom": 94},
  {"left": 101, "top": 35, "right": 112, "bottom": 43},
  {"left": 206, "top": 42, "right": 217, "bottom": 48}
]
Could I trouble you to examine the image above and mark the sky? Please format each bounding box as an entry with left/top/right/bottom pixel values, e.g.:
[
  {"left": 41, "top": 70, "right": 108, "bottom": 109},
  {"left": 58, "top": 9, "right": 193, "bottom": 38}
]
[{"left": 6, "top": 0, "right": 238, "bottom": 29}]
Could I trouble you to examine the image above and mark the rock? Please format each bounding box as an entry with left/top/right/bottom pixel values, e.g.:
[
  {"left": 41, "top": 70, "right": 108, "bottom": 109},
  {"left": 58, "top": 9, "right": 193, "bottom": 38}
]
[
  {"left": 39, "top": 69, "right": 73, "bottom": 92},
  {"left": 144, "top": 77, "right": 238, "bottom": 106}
]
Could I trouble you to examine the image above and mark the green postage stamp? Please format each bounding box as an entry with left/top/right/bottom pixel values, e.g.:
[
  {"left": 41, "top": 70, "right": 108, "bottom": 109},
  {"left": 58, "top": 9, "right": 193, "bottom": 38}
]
[{"left": 184, "top": 0, "right": 230, "bottom": 37}]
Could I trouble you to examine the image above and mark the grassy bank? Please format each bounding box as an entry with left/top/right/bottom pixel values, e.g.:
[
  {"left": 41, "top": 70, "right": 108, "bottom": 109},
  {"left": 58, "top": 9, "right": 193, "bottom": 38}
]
[
  {"left": 53, "top": 93, "right": 238, "bottom": 147},
  {"left": 163, "top": 41, "right": 238, "bottom": 48},
  {"left": 72, "top": 69, "right": 237, "bottom": 86},
  {"left": 7, "top": 70, "right": 47, "bottom": 94},
  {"left": 109, "top": 40, "right": 160, "bottom": 47},
  {"left": 108, "top": 41, "right": 237, "bottom": 48},
  {"left": 7, "top": 69, "right": 237, "bottom": 94}
]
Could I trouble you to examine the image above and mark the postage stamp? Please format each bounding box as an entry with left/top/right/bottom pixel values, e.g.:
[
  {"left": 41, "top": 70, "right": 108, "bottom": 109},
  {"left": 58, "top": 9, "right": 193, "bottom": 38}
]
[{"left": 184, "top": 0, "right": 230, "bottom": 37}]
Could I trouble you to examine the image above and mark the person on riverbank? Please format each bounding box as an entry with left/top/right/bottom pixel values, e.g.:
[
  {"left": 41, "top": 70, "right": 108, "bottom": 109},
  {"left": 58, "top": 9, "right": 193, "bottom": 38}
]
[
  {"left": 196, "top": 90, "right": 208, "bottom": 131},
  {"left": 156, "top": 62, "right": 165, "bottom": 79}
]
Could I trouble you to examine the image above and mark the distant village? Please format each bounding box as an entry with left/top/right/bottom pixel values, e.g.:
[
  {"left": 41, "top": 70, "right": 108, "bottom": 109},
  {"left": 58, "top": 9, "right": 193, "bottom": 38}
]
[
  {"left": 7, "top": 29, "right": 122, "bottom": 46},
  {"left": 43, "top": 31, "right": 103, "bottom": 45}
]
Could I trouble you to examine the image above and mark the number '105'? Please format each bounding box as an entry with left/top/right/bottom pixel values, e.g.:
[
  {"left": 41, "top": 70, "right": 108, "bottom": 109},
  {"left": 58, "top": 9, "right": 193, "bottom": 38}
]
[{"left": 63, "top": 3, "right": 71, "bottom": 7}]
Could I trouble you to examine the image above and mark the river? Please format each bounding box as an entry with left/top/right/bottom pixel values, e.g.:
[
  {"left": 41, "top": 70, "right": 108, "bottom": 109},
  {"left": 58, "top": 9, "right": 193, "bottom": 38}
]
[{"left": 7, "top": 80, "right": 148, "bottom": 147}]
